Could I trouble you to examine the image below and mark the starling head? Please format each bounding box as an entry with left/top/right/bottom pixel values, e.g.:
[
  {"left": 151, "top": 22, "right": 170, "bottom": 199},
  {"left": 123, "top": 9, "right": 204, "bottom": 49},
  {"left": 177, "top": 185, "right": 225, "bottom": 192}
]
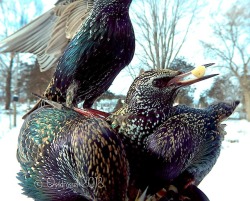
[
  {"left": 125, "top": 69, "right": 181, "bottom": 111},
  {"left": 125, "top": 68, "right": 218, "bottom": 113},
  {"left": 207, "top": 100, "right": 240, "bottom": 123}
]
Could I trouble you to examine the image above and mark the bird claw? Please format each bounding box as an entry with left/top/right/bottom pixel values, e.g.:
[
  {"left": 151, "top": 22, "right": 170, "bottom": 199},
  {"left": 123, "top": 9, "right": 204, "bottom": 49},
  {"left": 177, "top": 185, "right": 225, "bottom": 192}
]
[
  {"left": 182, "top": 185, "right": 210, "bottom": 201},
  {"left": 155, "top": 184, "right": 209, "bottom": 201}
]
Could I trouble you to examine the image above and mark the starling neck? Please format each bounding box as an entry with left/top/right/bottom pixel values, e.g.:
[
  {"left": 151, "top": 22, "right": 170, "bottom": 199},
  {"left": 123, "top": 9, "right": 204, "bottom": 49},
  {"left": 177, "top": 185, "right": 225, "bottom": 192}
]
[
  {"left": 127, "top": 97, "right": 175, "bottom": 115},
  {"left": 118, "top": 106, "right": 177, "bottom": 142}
]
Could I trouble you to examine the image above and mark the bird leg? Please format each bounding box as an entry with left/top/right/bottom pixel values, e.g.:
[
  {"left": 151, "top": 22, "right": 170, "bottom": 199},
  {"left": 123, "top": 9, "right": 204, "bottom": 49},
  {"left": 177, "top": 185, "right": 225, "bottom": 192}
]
[
  {"left": 31, "top": 93, "right": 109, "bottom": 118},
  {"left": 157, "top": 184, "right": 209, "bottom": 201},
  {"left": 74, "top": 107, "right": 110, "bottom": 118}
]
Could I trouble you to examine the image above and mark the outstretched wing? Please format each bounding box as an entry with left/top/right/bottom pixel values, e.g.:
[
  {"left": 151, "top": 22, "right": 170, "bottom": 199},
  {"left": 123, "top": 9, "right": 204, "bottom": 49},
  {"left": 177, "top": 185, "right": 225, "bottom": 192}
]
[{"left": 0, "top": 0, "right": 94, "bottom": 72}]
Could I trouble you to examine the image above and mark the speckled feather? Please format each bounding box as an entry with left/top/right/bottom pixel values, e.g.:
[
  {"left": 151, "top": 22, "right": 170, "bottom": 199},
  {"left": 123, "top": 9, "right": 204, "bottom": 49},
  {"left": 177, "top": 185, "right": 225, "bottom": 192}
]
[
  {"left": 17, "top": 106, "right": 129, "bottom": 201},
  {"left": 107, "top": 69, "right": 239, "bottom": 200},
  {"left": 108, "top": 69, "right": 182, "bottom": 145},
  {"left": 144, "top": 101, "right": 239, "bottom": 194},
  {"left": 107, "top": 69, "right": 188, "bottom": 199}
]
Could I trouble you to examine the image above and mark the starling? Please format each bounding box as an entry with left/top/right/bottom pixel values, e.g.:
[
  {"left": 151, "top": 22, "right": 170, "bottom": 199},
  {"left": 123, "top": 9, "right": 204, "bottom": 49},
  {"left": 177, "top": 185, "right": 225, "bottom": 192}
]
[
  {"left": 109, "top": 65, "right": 217, "bottom": 144},
  {"left": 44, "top": 0, "right": 135, "bottom": 109},
  {"left": 109, "top": 67, "right": 239, "bottom": 199},
  {"left": 17, "top": 106, "right": 129, "bottom": 201},
  {"left": 1, "top": 0, "right": 135, "bottom": 117},
  {"left": 107, "top": 65, "right": 218, "bottom": 199},
  {"left": 144, "top": 101, "right": 239, "bottom": 200}
]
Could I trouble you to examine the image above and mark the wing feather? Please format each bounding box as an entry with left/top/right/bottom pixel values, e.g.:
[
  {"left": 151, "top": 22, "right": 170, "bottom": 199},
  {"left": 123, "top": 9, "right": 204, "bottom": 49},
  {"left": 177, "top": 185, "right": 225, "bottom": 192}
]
[{"left": 0, "top": 0, "right": 94, "bottom": 72}]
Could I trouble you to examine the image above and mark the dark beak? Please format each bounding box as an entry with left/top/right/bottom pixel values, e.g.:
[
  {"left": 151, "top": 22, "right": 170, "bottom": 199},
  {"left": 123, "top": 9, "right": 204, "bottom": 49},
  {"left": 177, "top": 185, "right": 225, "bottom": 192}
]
[{"left": 168, "top": 63, "right": 218, "bottom": 87}]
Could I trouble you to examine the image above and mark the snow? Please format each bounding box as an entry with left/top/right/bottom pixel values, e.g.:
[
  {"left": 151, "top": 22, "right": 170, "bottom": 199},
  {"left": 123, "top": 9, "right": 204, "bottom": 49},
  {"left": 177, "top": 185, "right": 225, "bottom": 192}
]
[
  {"left": 0, "top": 106, "right": 249, "bottom": 201},
  {"left": 0, "top": 111, "right": 32, "bottom": 200},
  {"left": 199, "top": 119, "right": 250, "bottom": 201}
]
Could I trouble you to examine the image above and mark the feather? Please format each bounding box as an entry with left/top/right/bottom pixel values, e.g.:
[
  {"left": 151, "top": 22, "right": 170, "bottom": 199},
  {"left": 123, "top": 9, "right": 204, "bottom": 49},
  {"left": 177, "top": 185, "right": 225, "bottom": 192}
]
[{"left": 0, "top": 0, "right": 94, "bottom": 71}]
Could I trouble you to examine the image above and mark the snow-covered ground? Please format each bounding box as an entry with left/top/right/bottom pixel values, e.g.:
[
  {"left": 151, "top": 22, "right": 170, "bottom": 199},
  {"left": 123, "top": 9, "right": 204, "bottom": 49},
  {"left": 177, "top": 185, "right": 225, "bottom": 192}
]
[
  {"left": 199, "top": 119, "right": 250, "bottom": 201},
  {"left": 0, "top": 105, "right": 249, "bottom": 201},
  {"left": 0, "top": 111, "right": 32, "bottom": 200}
]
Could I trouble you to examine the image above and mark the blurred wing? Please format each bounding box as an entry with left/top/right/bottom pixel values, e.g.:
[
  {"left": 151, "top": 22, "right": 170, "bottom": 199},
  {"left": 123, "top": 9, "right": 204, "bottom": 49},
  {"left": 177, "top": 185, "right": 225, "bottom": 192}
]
[{"left": 0, "top": 0, "right": 94, "bottom": 72}]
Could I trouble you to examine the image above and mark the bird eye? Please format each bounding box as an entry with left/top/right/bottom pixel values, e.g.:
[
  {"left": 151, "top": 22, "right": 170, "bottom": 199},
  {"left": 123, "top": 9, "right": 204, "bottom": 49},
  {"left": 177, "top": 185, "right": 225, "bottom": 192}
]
[
  {"left": 152, "top": 77, "right": 172, "bottom": 88},
  {"left": 152, "top": 79, "right": 162, "bottom": 88}
]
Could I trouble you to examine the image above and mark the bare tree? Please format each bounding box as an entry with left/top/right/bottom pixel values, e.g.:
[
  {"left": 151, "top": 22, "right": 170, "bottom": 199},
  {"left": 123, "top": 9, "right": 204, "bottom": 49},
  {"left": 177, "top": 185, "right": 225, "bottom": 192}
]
[
  {"left": 0, "top": 1, "right": 18, "bottom": 109},
  {"left": 207, "top": 75, "right": 241, "bottom": 103},
  {"left": 17, "top": 60, "right": 54, "bottom": 102},
  {"left": 131, "top": 0, "right": 203, "bottom": 70},
  {"left": 202, "top": 2, "right": 250, "bottom": 121},
  {"left": 0, "top": 0, "right": 44, "bottom": 109}
]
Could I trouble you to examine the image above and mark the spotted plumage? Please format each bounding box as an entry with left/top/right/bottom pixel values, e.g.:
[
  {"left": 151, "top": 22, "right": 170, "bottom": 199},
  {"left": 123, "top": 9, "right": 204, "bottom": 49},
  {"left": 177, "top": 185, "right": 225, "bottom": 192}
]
[
  {"left": 144, "top": 101, "right": 239, "bottom": 197},
  {"left": 45, "top": 0, "right": 135, "bottom": 109},
  {"left": 17, "top": 106, "right": 129, "bottom": 201},
  {"left": 108, "top": 67, "right": 217, "bottom": 146},
  {"left": 108, "top": 67, "right": 238, "bottom": 201}
]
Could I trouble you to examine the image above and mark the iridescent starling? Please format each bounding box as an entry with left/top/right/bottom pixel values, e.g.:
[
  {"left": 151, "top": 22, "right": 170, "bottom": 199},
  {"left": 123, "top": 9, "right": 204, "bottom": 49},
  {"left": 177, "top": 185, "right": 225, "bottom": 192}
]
[
  {"left": 107, "top": 66, "right": 218, "bottom": 199},
  {"left": 17, "top": 106, "right": 129, "bottom": 201},
  {"left": 1, "top": 0, "right": 135, "bottom": 116},
  {"left": 145, "top": 101, "right": 239, "bottom": 200},
  {"left": 109, "top": 65, "right": 217, "bottom": 143},
  {"left": 45, "top": 0, "right": 135, "bottom": 109}
]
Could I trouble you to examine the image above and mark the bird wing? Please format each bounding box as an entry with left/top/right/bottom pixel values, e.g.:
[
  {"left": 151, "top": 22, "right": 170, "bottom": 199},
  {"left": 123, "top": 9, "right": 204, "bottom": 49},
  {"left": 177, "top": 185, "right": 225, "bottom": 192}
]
[
  {"left": 147, "top": 112, "right": 220, "bottom": 184},
  {"left": 0, "top": 0, "right": 94, "bottom": 72},
  {"left": 146, "top": 114, "right": 195, "bottom": 178}
]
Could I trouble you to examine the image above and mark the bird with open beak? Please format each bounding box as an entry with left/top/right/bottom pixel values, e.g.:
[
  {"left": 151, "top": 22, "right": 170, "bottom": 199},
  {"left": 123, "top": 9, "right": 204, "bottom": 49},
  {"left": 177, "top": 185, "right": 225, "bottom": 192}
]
[{"left": 107, "top": 63, "right": 219, "bottom": 200}]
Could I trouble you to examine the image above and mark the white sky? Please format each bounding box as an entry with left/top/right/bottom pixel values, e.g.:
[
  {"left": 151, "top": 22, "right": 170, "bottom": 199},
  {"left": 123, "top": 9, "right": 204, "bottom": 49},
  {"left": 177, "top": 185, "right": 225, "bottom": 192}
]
[{"left": 41, "top": 0, "right": 55, "bottom": 11}]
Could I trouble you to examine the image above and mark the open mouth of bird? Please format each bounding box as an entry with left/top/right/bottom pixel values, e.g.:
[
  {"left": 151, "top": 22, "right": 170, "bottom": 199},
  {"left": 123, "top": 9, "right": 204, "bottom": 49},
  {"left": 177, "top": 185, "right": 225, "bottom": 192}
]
[{"left": 167, "top": 63, "right": 218, "bottom": 87}]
